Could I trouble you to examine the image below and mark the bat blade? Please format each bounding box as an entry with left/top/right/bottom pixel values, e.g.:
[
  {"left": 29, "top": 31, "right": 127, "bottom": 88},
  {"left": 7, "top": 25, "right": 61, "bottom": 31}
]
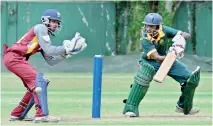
[{"left": 153, "top": 51, "right": 176, "bottom": 83}]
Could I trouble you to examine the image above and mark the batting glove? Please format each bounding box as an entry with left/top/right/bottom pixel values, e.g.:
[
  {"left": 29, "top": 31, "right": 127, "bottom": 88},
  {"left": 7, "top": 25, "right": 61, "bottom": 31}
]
[
  {"left": 169, "top": 46, "right": 184, "bottom": 59},
  {"left": 172, "top": 34, "right": 186, "bottom": 49}
]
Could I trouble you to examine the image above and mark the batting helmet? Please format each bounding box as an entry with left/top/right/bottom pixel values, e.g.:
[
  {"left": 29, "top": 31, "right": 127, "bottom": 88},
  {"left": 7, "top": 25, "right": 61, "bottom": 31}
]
[
  {"left": 41, "top": 9, "right": 61, "bottom": 25},
  {"left": 142, "top": 13, "right": 163, "bottom": 25}
]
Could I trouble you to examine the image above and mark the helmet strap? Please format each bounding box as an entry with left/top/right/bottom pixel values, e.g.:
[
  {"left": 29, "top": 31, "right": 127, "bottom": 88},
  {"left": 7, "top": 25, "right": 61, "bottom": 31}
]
[
  {"left": 48, "top": 29, "right": 55, "bottom": 36},
  {"left": 152, "top": 30, "right": 159, "bottom": 38}
]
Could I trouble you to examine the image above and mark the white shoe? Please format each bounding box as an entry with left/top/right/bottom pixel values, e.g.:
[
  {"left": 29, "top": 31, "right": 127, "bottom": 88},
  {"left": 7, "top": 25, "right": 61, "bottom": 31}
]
[
  {"left": 9, "top": 115, "right": 33, "bottom": 121},
  {"left": 34, "top": 115, "right": 60, "bottom": 123},
  {"left": 124, "top": 112, "right": 137, "bottom": 117},
  {"left": 175, "top": 105, "right": 184, "bottom": 113},
  {"left": 175, "top": 105, "right": 200, "bottom": 115}
]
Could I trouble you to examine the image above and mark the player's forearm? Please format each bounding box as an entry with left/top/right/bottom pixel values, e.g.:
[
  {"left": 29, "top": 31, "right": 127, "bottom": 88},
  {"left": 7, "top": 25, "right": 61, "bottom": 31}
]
[
  {"left": 42, "top": 45, "right": 66, "bottom": 56},
  {"left": 45, "top": 55, "right": 65, "bottom": 66},
  {"left": 34, "top": 24, "right": 66, "bottom": 56},
  {"left": 37, "top": 32, "right": 66, "bottom": 55},
  {"left": 150, "top": 52, "right": 165, "bottom": 62},
  {"left": 41, "top": 50, "right": 66, "bottom": 66},
  {"left": 155, "top": 56, "right": 165, "bottom": 62}
]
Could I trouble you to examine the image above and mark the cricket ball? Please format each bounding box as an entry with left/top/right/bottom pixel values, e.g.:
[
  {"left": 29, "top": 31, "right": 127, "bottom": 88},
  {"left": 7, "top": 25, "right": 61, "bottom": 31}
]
[{"left": 35, "top": 87, "right": 42, "bottom": 93}]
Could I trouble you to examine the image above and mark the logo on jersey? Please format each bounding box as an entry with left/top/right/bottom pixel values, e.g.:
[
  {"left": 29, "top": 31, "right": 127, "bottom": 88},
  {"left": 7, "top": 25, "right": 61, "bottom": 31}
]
[{"left": 159, "top": 39, "right": 164, "bottom": 45}]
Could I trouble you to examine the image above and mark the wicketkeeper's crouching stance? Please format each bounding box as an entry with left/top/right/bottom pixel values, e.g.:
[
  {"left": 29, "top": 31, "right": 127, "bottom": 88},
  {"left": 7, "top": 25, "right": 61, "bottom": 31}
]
[
  {"left": 3, "top": 9, "right": 87, "bottom": 123},
  {"left": 123, "top": 13, "right": 200, "bottom": 117}
]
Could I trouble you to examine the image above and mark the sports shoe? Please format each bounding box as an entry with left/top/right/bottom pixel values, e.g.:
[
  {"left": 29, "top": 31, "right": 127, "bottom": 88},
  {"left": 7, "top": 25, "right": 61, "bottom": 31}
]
[
  {"left": 175, "top": 105, "right": 200, "bottom": 115},
  {"left": 124, "top": 112, "right": 137, "bottom": 117},
  {"left": 34, "top": 115, "right": 60, "bottom": 123},
  {"left": 9, "top": 115, "right": 33, "bottom": 121}
]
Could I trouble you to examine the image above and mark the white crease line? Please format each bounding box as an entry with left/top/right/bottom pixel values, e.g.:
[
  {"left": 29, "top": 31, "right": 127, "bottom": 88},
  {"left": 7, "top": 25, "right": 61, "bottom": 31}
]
[
  {"left": 0, "top": 75, "right": 212, "bottom": 79},
  {"left": 1, "top": 91, "right": 211, "bottom": 95}
]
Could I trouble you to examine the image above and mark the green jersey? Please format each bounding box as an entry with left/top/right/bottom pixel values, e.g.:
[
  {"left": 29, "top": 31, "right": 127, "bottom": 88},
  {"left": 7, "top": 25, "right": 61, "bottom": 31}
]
[{"left": 141, "top": 25, "right": 182, "bottom": 59}]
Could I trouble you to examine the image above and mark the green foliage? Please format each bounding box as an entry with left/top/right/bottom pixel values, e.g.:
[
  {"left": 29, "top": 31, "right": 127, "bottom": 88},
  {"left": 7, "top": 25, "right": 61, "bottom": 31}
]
[
  {"left": 127, "top": 1, "right": 149, "bottom": 53},
  {"left": 158, "top": 1, "right": 175, "bottom": 26},
  {"left": 116, "top": 1, "right": 176, "bottom": 54},
  {"left": 158, "top": 1, "right": 175, "bottom": 48}
]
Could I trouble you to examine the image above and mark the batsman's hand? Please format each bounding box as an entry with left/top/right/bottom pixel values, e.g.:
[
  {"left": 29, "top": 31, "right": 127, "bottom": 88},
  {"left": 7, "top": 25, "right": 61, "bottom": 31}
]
[
  {"left": 170, "top": 34, "right": 186, "bottom": 59},
  {"left": 63, "top": 32, "right": 87, "bottom": 56},
  {"left": 169, "top": 46, "right": 184, "bottom": 59},
  {"left": 172, "top": 34, "right": 186, "bottom": 49}
]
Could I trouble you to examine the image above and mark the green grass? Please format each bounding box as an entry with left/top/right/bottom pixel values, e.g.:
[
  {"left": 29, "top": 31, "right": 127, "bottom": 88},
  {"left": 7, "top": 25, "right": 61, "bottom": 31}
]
[{"left": 1, "top": 73, "right": 212, "bottom": 125}]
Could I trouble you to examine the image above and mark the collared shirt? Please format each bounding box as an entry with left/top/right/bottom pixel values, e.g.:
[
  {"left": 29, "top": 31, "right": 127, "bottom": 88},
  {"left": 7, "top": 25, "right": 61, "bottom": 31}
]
[
  {"left": 141, "top": 25, "right": 182, "bottom": 59},
  {"left": 8, "top": 24, "right": 66, "bottom": 65}
]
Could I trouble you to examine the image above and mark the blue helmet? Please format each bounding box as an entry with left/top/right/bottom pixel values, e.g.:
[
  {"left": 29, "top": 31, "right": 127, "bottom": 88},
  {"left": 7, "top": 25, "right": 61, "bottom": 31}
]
[
  {"left": 142, "top": 13, "right": 162, "bottom": 25},
  {"left": 41, "top": 9, "right": 61, "bottom": 25}
]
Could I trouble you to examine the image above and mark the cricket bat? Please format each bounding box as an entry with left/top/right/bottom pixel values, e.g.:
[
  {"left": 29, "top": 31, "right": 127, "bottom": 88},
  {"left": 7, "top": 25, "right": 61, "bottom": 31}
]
[{"left": 153, "top": 51, "right": 176, "bottom": 83}]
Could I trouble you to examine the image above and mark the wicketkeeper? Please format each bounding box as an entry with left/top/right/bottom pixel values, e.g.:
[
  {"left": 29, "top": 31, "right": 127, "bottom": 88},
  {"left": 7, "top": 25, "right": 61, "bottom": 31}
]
[
  {"left": 3, "top": 9, "right": 87, "bottom": 123},
  {"left": 123, "top": 13, "right": 200, "bottom": 117}
]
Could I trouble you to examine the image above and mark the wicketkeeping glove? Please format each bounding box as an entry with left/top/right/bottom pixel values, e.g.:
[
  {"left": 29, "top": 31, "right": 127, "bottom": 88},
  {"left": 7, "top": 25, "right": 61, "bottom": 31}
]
[{"left": 63, "top": 32, "right": 87, "bottom": 56}]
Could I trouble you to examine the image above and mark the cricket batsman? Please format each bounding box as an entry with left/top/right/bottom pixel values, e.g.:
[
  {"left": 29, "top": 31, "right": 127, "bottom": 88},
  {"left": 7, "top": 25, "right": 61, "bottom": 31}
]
[
  {"left": 3, "top": 9, "right": 87, "bottom": 123},
  {"left": 123, "top": 13, "right": 200, "bottom": 117}
]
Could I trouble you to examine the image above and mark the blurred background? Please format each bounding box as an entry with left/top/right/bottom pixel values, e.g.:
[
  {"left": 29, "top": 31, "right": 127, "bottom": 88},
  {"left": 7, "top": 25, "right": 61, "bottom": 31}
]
[{"left": 1, "top": 1, "right": 212, "bottom": 73}]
